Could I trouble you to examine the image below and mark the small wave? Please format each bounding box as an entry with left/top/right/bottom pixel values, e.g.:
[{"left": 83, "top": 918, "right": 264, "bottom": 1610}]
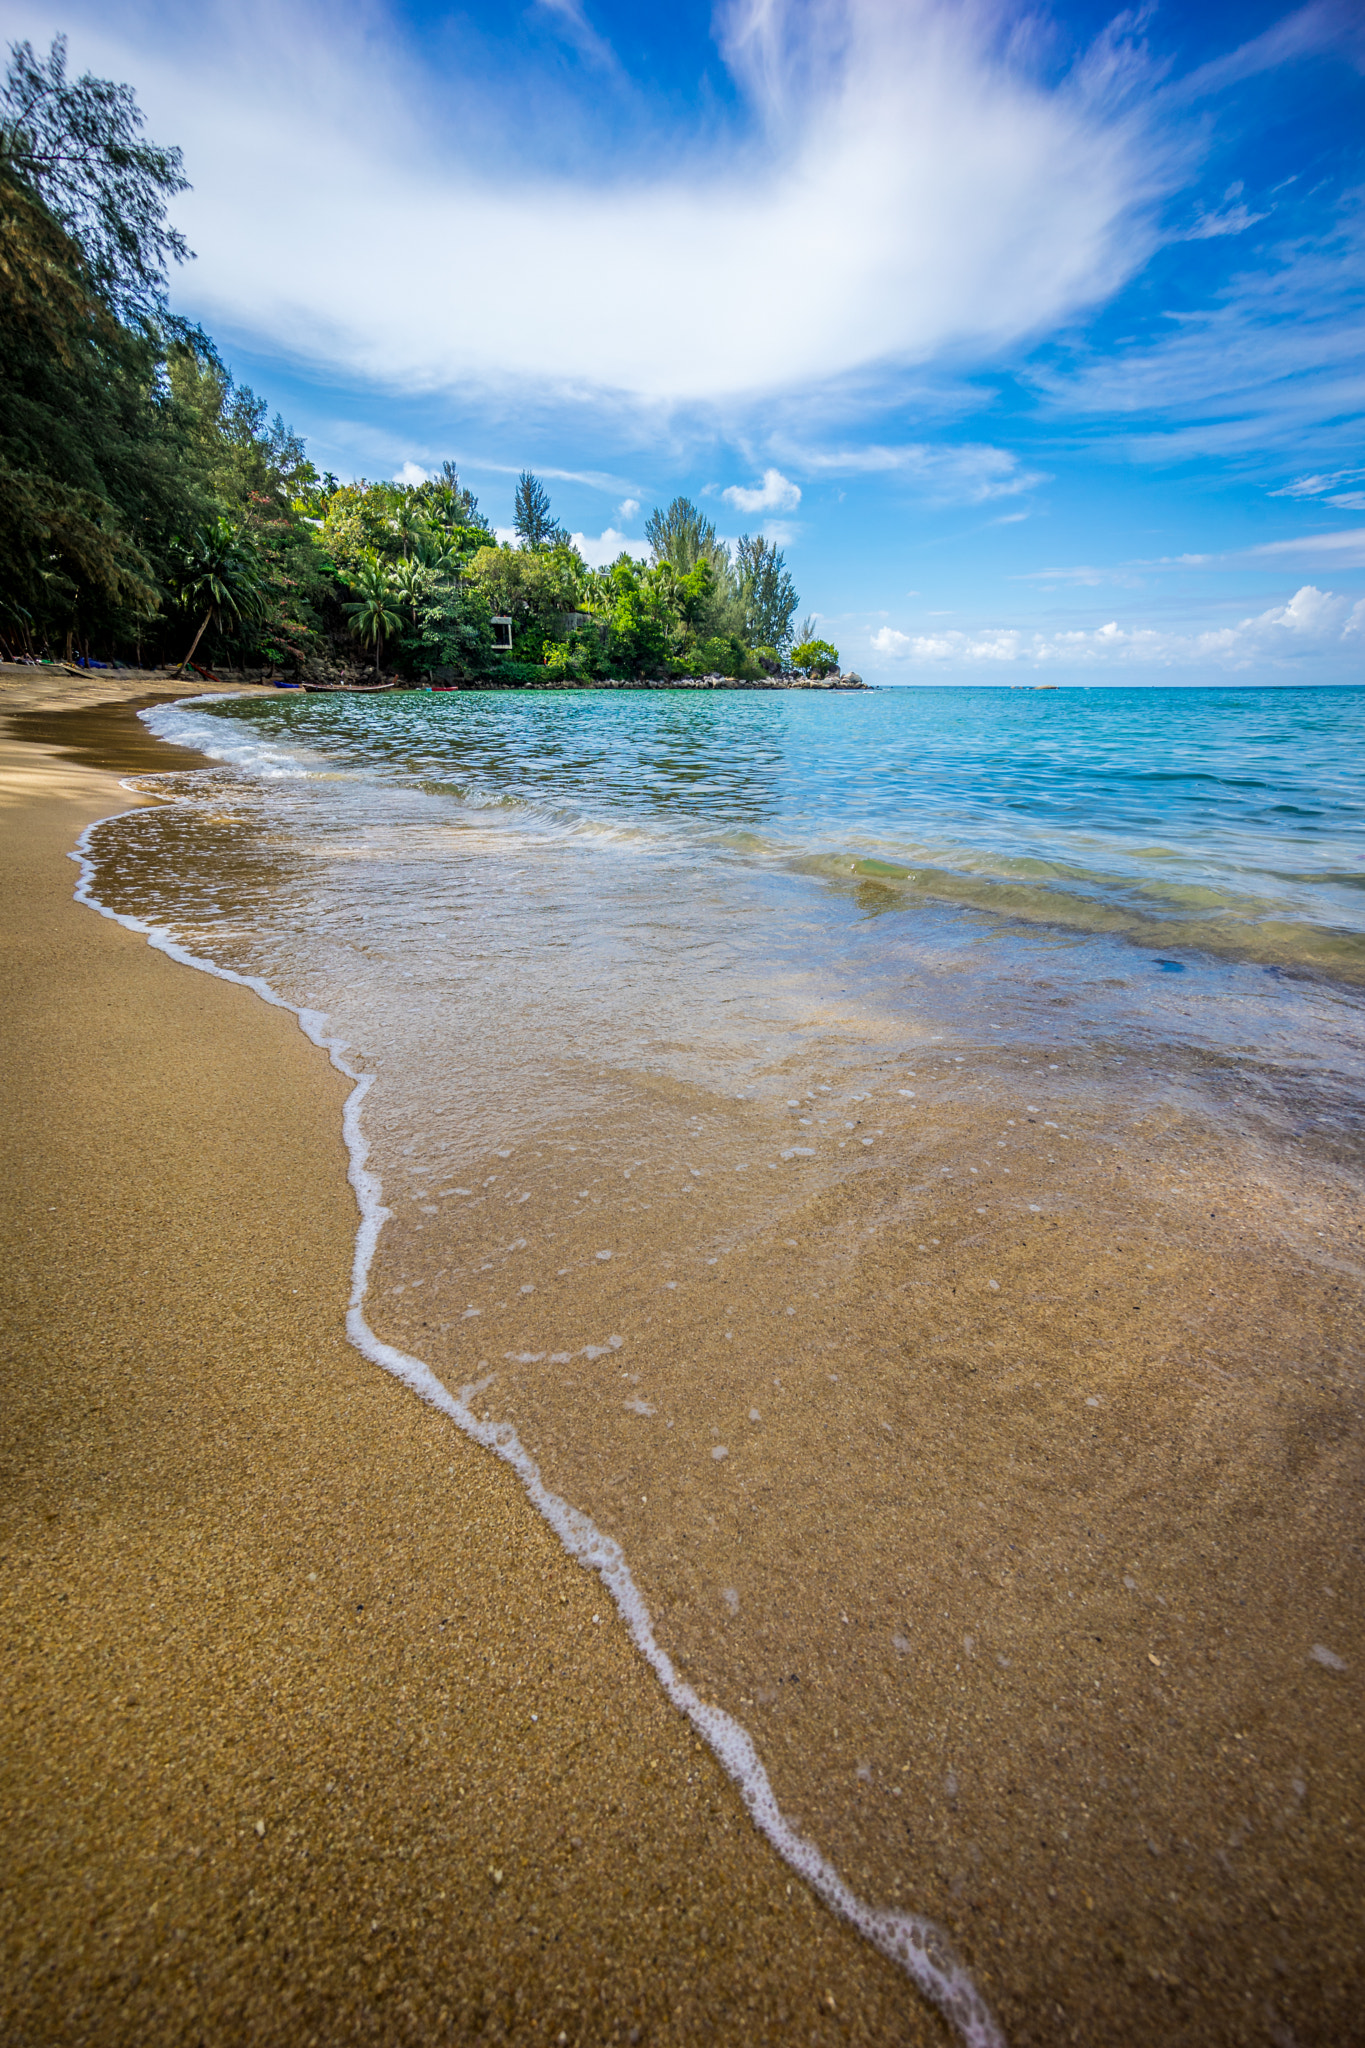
[
  {"left": 146, "top": 689, "right": 1365, "bottom": 988},
  {"left": 796, "top": 851, "right": 1365, "bottom": 983},
  {"left": 68, "top": 796, "right": 1005, "bottom": 2048}
]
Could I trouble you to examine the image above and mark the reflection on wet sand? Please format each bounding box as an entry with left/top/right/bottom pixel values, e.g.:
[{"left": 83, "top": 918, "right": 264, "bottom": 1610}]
[{"left": 370, "top": 1057, "right": 1363, "bottom": 2048}]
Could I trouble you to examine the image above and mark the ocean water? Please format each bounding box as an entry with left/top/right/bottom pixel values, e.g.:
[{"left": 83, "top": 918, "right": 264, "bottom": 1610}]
[{"left": 78, "top": 685, "right": 1365, "bottom": 2045}]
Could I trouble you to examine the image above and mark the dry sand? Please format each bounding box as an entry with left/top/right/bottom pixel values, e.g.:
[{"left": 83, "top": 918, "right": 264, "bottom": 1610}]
[{"left": 0, "top": 684, "right": 944, "bottom": 2047}]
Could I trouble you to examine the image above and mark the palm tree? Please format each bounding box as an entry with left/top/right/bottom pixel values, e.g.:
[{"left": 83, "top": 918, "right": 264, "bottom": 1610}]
[
  {"left": 580, "top": 567, "right": 615, "bottom": 619},
  {"left": 392, "top": 496, "right": 424, "bottom": 558},
  {"left": 344, "top": 558, "right": 403, "bottom": 677},
  {"left": 169, "top": 517, "right": 264, "bottom": 676},
  {"left": 389, "top": 555, "right": 431, "bottom": 636},
  {"left": 412, "top": 527, "right": 459, "bottom": 576}
]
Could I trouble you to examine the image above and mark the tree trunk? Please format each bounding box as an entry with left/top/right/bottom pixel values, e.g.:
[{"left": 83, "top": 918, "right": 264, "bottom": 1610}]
[
  {"left": 375, "top": 633, "right": 382, "bottom": 680},
  {"left": 176, "top": 608, "right": 213, "bottom": 678}
]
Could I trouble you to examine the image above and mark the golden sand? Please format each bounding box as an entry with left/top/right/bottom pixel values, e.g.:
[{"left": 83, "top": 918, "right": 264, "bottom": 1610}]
[
  {"left": 370, "top": 1040, "right": 1364, "bottom": 2047},
  {"left": 0, "top": 688, "right": 943, "bottom": 2047},
  {"left": 2, "top": 677, "right": 1361, "bottom": 2047}
]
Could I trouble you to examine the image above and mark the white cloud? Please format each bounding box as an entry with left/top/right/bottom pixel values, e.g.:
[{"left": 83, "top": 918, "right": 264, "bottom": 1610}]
[
  {"left": 1013, "top": 564, "right": 1120, "bottom": 587},
  {"left": 1165, "top": 2, "right": 1363, "bottom": 105},
  {"left": 1176, "top": 183, "right": 1269, "bottom": 242},
  {"left": 533, "top": 0, "right": 618, "bottom": 73},
  {"left": 1178, "top": 200, "right": 1269, "bottom": 241},
  {"left": 1015, "top": 525, "right": 1365, "bottom": 582},
  {"left": 569, "top": 528, "right": 650, "bottom": 568},
  {"left": 46, "top": 0, "right": 1191, "bottom": 407},
  {"left": 1270, "top": 473, "right": 1365, "bottom": 513},
  {"left": 490, "top": 524, "right": 647, "bottom": 565},
  {"left": 869, "top": 586, "right": 1365, "bottom": 674},
  {"left": 722, "top": 468, "right": 801, "bottom": 514},
  {"left": 393, "top": 460, "right": 429, "bottom": 485},
  {"left": 1031, "top": 196, "right": 1365, "bottom": 460},
  {"left": 618, "top": 498, "right": 640, "bottom": 520},
  {"left": 1271, "top": 472, "right": 1362, "bottom": 499},
  {"left": 779, "top": 439, "right": 1047, "bottom": 502},
  {"left": 1244, "top": 526, "right": 1365, "bottom": 567}
]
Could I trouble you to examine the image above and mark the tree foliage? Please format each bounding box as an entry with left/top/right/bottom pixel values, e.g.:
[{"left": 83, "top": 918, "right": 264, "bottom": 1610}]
[
  {"left": 1, "top": 35, "right": 189, "bottom": 326},
  {"left": 343, "top": 559, "right": 404, "bottom": 677},
  {"left": 645, "top": 497, "right": 724, "bottom": 576},
  {"left": 0, "top": 40, "right": 810, "bottom": 683},
  {"left": 168, "top": 515, "right": 265, "bottom": 672},
  {"left": 734, "top": 533, "right": 799, "bottom": 653},
  {"left": 792, "top": 637, "right": 840, "bottom": 676},
  {"left": 513, "top": 470, "right": 566, "bottom": 550}
]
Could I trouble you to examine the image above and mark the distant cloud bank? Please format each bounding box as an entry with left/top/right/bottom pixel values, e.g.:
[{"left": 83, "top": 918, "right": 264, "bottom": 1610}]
[{"left": 871, "top": 586, "right": 1364, "bottom": 673}]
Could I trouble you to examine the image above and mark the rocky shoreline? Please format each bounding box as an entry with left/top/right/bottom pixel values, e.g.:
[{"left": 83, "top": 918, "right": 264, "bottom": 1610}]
[
  {"left": 422, "top": 671, "right": 866, "bottom": 692},
  {"left": 1, "top": 660, "right": 867, "bottom": 697}
]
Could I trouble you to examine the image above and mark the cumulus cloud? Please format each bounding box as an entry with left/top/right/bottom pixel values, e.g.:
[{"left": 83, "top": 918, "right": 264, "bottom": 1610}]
[
  {"left": 47, "top": 0, "right": 1189, "bottom": 407},
  {"left": 870, "top": 586, "right": 1364, "bottom": 673},
  {"left": 721, "top": 468, "right": 801, "bottom": 513},
  {"left": 393, "top": 460, "right": 429, "bottom": 485},
  {"left": 617, "top": 498, "right": 640, "bottom": 520},
  {"left": 570, "top": 528, "right": 650, "bottom": 568},
  {"left": 491, "top": 523, "right": 646, "bottom": 564}
]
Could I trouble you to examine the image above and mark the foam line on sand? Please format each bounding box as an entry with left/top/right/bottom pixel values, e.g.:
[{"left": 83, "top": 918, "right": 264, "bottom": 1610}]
[{"left": 71, "top": 799, "right": 1004, "bottom": 2048}]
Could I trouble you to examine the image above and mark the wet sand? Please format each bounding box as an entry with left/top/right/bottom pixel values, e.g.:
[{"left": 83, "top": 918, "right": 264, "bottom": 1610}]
[
  {"left": 4, "top": 678, "right": 1362, "bottom": 2047},
  {"left": 370, "top": 1037, "right": 1365, "bottom": 2047},
  {"left": 0, "top": 691, "right": 945, "bottom": 2047}
]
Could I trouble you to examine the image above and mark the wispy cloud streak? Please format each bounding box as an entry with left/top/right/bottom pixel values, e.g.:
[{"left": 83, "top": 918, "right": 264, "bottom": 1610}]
[{"left": 43, "top": 0, "right": 1186, "bottom": 407}]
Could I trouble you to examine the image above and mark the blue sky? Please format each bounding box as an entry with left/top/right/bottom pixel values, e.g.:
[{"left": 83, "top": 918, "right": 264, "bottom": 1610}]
[{"left": 7, "top": 0, "right": 1364, "bottom": 680}]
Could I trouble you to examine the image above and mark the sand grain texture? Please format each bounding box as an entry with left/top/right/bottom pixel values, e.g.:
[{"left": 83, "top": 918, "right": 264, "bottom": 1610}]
[{"left": 0, "top": 700, "right": 944, "bottom": 2047}]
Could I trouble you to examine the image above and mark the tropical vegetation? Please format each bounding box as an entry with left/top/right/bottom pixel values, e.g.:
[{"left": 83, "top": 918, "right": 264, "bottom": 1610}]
[{"left": 0, "top": 36, "right": 838, "bottom": 685}]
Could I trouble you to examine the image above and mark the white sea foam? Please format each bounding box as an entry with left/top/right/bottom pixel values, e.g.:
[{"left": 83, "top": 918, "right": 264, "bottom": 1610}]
[
  {"left": 69, "top": 777, "right": 1005, "bottom": 2048},
  {"left": 139, "top": 698, "right": 322, "bottom": 778}
]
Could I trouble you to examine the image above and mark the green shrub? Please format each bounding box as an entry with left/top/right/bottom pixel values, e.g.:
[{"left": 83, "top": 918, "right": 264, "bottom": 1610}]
[{"left": 792, "top": 637, "right": 840, "bottom": 676}]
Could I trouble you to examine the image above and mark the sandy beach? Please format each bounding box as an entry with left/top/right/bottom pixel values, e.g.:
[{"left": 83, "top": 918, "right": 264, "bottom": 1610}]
[
  {"left": 0, "top": 679, "right": 943, "bottom": 2047},
  {"left": 2, "top": 677, "right": 1361, "bottom": 2047}
]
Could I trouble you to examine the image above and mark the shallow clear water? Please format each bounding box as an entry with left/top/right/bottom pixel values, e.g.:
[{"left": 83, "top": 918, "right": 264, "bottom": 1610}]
[
  {"left": 149, "top": 683, "right": 1365, "bottom": 973},
  {"left": 78, "top": 684, "right": 1365, "bottom": 2046},
  {"left": 100, "top": 684, "right": 1365, "bottom": 1162}
]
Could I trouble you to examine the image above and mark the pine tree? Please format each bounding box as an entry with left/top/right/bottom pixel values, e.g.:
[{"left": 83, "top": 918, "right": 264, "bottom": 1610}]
[{"left": 513, "top": 470, "right": 565, "bottom": 550}]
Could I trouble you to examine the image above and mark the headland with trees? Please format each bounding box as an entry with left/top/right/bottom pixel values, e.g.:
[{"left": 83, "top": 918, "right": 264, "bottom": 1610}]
[{"left": 0, "top": 37, "right": 858, "bottom": 691}]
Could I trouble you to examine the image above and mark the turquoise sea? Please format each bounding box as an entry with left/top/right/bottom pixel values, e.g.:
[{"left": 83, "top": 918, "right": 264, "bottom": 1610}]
[
  {"left": 152, "top": 682, "right": 1365, "bottom": 971},
  {"left": 102, "top": 682, "right": 1365, "bottom": 1146}
]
